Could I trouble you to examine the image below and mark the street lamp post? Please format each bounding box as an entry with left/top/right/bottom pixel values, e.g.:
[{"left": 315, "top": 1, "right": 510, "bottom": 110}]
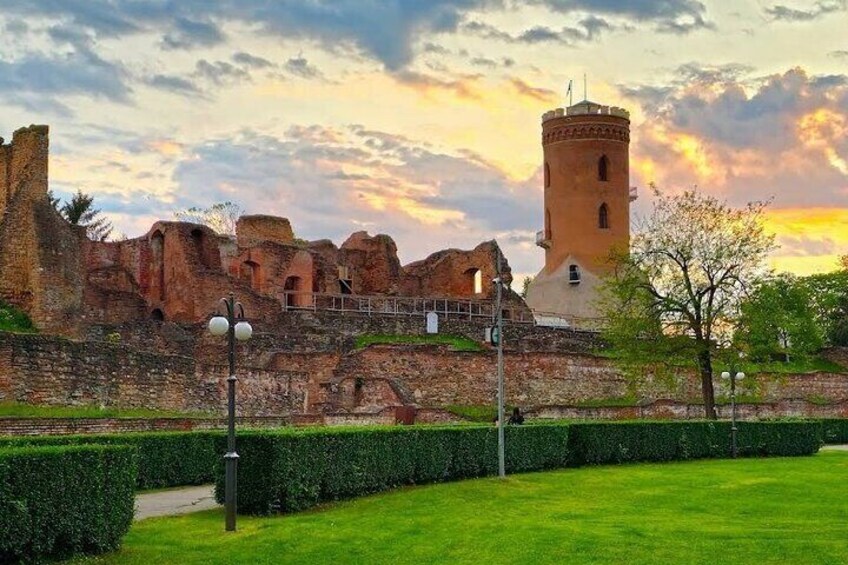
[
  {"left": 494, "top": 248, "right": 505, "bottom": 479},
  {"left": 208, "top": 293, "right": 253, "bottom": 532},
  {"left": 720, "top": 368, "right": 745, "bottom": 458}
]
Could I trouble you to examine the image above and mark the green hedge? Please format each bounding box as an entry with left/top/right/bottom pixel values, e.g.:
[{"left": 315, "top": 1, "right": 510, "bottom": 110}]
[
  {"left": 821, "top": 419, "right": 848, "bottom": 444},
  {"left": 0, "top": 444, "right": 136, "bottom": 562},
  {"left": 220, "top": 420, "right": 822, "bottom": 515},
  {"left": 567, "top": 421, "right": 822, "bottom": 466},
  {"left": 215, "top": 425, "right": 571, "bottom": 514},
  {"left": 0, "top": 431, "right": 220, "bottom": 489}
]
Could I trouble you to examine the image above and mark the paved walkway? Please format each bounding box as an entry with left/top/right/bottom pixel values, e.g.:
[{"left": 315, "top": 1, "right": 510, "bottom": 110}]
[
  {"left": 822, "top": 444, "right": 848, "bottom": 451},
  {"left": 135, "top": 485, "right": 218, "bottom": 521}
]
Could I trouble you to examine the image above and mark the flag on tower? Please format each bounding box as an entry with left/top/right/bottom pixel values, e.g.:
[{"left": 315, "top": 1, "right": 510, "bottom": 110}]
[{"left": 566, "top": 80, "right": 573, "bottom": 106}]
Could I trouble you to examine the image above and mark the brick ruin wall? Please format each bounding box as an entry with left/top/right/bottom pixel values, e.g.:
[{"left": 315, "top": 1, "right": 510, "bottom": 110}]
[
  {"left": 0, "top": 332, "right": 308, "bottom": 416},
  {"left": 2, "top": 330, "right": 846, "bottom": 422}
]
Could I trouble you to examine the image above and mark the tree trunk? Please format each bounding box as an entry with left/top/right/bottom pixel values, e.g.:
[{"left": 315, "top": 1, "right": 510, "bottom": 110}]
[{"left": 697, "top": 346, "right": 717, "bottom": 419}]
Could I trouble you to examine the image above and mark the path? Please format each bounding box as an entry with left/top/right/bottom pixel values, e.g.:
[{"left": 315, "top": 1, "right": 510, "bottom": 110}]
[
  {"left": 822, "top": 444, "right": 848, "bottom": 451},
  {"left": 135, "top": 485, "right": 218, "bottom": 521}
]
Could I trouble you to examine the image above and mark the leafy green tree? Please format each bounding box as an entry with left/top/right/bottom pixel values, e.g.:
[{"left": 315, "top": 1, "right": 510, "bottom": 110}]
[
  {"left": 599, "top": 189, "right": 774, "bottom": 419},
  {"left": 735, "top": 275, "right": 823, "bottom": 361},
  {"left": 174, "top": 201, "right": 243, "bottom": 235},
  {"left": 800, "top": 268, "right": 848, "bottom": 346},
  {"left": 53, "top": 190, "right": 114, "bottom": 241}
]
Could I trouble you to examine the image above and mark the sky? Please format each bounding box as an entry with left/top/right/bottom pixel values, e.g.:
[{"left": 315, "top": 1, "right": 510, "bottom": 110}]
[{"left": 0, "top": 0, "right": 846, "bottom": 281}]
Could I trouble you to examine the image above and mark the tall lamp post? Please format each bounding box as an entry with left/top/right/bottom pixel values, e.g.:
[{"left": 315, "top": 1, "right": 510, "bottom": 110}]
[
  {"left": 720, "top": 367, "right": 745, "bottom": 459},
  {"left": 208, "top": 293, "right": 253, "bottom": 532},
  {"left": 493, "top": 247, "right": 506, "bottom": 479}
]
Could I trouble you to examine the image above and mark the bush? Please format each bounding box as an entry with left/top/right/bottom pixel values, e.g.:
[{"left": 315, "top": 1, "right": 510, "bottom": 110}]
[
  {"left": 221, "top": 420, "right": 823, "bottom": 515},
  {"left": 566, "top": 421, "right": 821, "bottom": 466},
  {"left": 821, "top": 419, "right": 848, "bottom": 444},
  {"left": 0, "top": 444, "right": 136, "bottom": 562},
  {"left": 216, "top": 424, "right": 571, "bottom": 514},
  {"left": 0, "top": 431, "right": 221, "bottom": 489}
]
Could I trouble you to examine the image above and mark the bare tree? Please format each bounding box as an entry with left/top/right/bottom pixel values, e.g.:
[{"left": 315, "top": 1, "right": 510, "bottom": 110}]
[
  {"left": 599, "top": 188, "right": 775, "bottom": 419},
  {"left": 174, "top": 201, "right": 243, "bottom": 235}
]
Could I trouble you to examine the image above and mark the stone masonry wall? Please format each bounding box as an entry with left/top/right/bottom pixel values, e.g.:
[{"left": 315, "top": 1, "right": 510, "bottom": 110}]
[{"left": 0, "top": 332, "right": 306, "bottom": 416}]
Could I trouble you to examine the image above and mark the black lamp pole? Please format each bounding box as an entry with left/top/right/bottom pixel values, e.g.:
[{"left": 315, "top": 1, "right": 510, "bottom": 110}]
[{"left": 220, "top": 293, "right": 244, "bottom": 532}]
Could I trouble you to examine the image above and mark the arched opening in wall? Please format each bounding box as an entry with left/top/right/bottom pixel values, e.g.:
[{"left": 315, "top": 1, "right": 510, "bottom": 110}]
[
  {"left": 598, "top": 155, "right": 609, "bottom": 182},
  {"left": 464, "top": 268, "right": 483, "bottom": 295},
  {"left": 569, "top": 264, "right": 581, "bottom": 284},
  {"left": 240, "top": 261, "right": 261, "bottom": 292},
  {"left": 545, "top": 209, "right": 552, "bottom": 239},
  {"left": 544, "top": 162, "right": 550, "bottom": 188},
  {"left": 150, "top": 230, "right": 165, "bottom": 301},
  {"left": 284, "top": 276, "right": 302, "bottom": 308},
  {"left": 599, "top": 203, "right": 609, "bottom": 229},
  {"left": 150, "top": 308, "right": 164, "bottom": 321}
]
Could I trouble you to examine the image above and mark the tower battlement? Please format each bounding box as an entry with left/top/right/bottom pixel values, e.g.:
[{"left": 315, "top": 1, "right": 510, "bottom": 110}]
[{"left": 542, "top": 102, "right": 630, "bottom": 123}]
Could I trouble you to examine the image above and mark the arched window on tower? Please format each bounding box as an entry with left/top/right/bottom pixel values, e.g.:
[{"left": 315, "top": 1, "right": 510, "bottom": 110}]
[
  {"left": 544, "top": 162, "right": 550, "bottom": 188},
  {"left": 545, "top": 209, "right": 552, "bottom": 240},
  {"left": 598, "top": 155, "right": 609, "bottom": 182},
  {"left": 598, "top": 203, "right": 609, "bottom": 229}
]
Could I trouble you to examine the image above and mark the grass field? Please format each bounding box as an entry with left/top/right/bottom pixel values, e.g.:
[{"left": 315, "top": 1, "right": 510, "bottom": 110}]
[
  {"left": 75, "top": 451, "right": 848, "bottom": 564},
  {"left": 354, "top": 333, "right": 483, "bottom": 351},
  {"left": 0, "top": 402, "right": 214, "bottom": 419}
]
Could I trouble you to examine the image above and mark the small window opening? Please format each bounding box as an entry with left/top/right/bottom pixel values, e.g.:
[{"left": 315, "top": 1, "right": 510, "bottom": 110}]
[
  {"left": 568, "top": 264, "right": 581, "bottom": 284},
  {"left": 544, "top": 162, "right": 550, "bottom": 188},
  {"left": 151, "top": 308, "right": 165, "bottom": 321},
  {"left": 599, "top": 203, "right": 609, "bottom": 229},
  {"left": 598, "top": 155, "right": 609, "bottom": 182}
]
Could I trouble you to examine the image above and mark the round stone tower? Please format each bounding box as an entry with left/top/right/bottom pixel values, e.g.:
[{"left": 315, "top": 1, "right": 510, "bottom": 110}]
[{"left": 525, "top": 100, "right": 633, "bottom": 327}]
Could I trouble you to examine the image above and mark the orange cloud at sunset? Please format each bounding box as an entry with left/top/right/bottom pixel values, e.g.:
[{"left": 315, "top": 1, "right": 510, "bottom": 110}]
[{"left": 763, "top": 207, "right": 848, "bottom": 275}]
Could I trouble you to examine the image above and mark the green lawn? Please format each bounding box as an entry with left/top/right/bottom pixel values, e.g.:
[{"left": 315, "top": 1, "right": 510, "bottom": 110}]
[
  {"left": 75, "top": 451, "right": 848, "bottom": 564},
  {"left": 0, "top": 402, "right": 215, "bottom": 419},
  {"left": 355, "top": 333, "right": 483, "bottom": 351}
]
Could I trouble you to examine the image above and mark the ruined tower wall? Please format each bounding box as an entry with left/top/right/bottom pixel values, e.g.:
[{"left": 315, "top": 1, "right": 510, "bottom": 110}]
[{"left": 0, "top": 126, "right": 86, "bottom": 333}]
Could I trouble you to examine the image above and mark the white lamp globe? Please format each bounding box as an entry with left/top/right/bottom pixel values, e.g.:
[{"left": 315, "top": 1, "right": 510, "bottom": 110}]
[
  {"left": 234, "top": 321, "right": 253, "bottom": 341},
  {"left": 736, "top": 372, "right": 745, "bottom": 380},
  {"left": 720, "top": 371, "right": 730, "bottom": 380},
  {"left": 208, "top": 316, "right": 229, "bottom": 336}
]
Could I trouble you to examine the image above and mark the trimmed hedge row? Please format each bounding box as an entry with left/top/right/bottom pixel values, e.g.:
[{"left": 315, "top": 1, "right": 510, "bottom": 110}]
[
  {"left": 0, "top": 444, "right": 137, "bottom": 562},
  {"left": 567, "top": 421, "right": 822, "bottom": 466},
  {"left": 821, "top": 419, "right": 848, "bottom": 444},
  {"left": 215, "top": 425, "right": 571, "bottom": 514},
  {"left": 220, "top": 420, "right": 822, "bottom": 515},
  {"left": 0, "top": 431, "right": 220, "bottom": 489}
]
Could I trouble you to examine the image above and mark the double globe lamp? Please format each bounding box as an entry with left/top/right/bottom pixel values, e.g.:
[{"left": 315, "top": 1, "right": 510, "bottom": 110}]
[{"left": 208, "top": 298, "right": 252, "bottom": 532}]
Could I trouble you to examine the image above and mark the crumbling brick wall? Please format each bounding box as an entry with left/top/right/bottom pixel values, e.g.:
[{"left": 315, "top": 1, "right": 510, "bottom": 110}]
[{"left": 0, "top": 126, "right": 86, "bottom": 334}]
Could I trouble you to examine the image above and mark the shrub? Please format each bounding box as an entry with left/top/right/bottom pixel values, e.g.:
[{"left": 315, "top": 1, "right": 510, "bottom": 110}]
[
  {"left": 0, "top": 444, "right": 136, "bottom": 562},
  {"left": 820, "top": 419, "right": 848, "bottom": 444},
  {"left": 215, "top": 424, "right": 571, "bottom": 514},
  {"left": 220, "top": 420, "right": 823, "bottom": 515},
  {"left": 566, "top": 421, "right": 821, "bottom": 466},
  {"left": 0, "top": 431, "right": 221, "bottom": 489}
]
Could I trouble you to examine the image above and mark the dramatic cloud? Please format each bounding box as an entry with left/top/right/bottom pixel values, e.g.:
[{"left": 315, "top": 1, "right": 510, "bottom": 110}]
[
  {"left": 145, "top": 74, "right": 202, "bottom": 96},
  {"left": 464, "top": 16, "right": 614, "bottom": 45},
  {"left": 232, "top": 52, "right": 274, "bottom": 69},
  {"left": 170, "top": 125, "right": 540, "bottom": 270},
  {"left": 284, "top": 55, "right": 325, "bottom": 80},
  {"left": 194, "top": 59, "right": 251, "bottom": 86},
  {"left": 622, "top": 66, "right": 848, "bottom": 209},
  {"left": 161, "top": 18, "right": 225, "bottom": 50},
  {"left": 765, "top": 1, "right": 846, "bottom": 21},
  {"left": 527, "top": 0, "right": 712, "bottom": 33}
]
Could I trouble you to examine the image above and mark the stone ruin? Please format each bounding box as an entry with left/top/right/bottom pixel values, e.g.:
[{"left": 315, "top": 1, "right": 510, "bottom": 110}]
[{"left": 0, "top": 125, "right": 526, "bottom": 337}]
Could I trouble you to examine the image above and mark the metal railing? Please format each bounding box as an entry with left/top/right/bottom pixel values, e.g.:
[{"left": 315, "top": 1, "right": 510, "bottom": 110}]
[
  {"left": 281, "top": 291, "right": 537, "bottom": 323},
  {"left": 280, "top": 291, "right": 605, "bottom": 330}
]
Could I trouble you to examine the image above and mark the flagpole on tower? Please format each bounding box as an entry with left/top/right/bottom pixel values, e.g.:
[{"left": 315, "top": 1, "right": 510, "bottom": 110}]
[{"left": 566, "top": 80, "right": 573, "bottom": 106}]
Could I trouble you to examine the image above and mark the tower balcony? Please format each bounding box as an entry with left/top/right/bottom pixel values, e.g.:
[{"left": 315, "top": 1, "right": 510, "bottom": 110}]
[{"left": 536, "top": 230, "right": 551, "bottom": 248}]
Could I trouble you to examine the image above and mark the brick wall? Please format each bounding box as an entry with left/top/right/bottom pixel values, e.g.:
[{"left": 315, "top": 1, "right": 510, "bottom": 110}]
[{"left": 0, "top": 332, "right": 307, "bottom": 416}]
